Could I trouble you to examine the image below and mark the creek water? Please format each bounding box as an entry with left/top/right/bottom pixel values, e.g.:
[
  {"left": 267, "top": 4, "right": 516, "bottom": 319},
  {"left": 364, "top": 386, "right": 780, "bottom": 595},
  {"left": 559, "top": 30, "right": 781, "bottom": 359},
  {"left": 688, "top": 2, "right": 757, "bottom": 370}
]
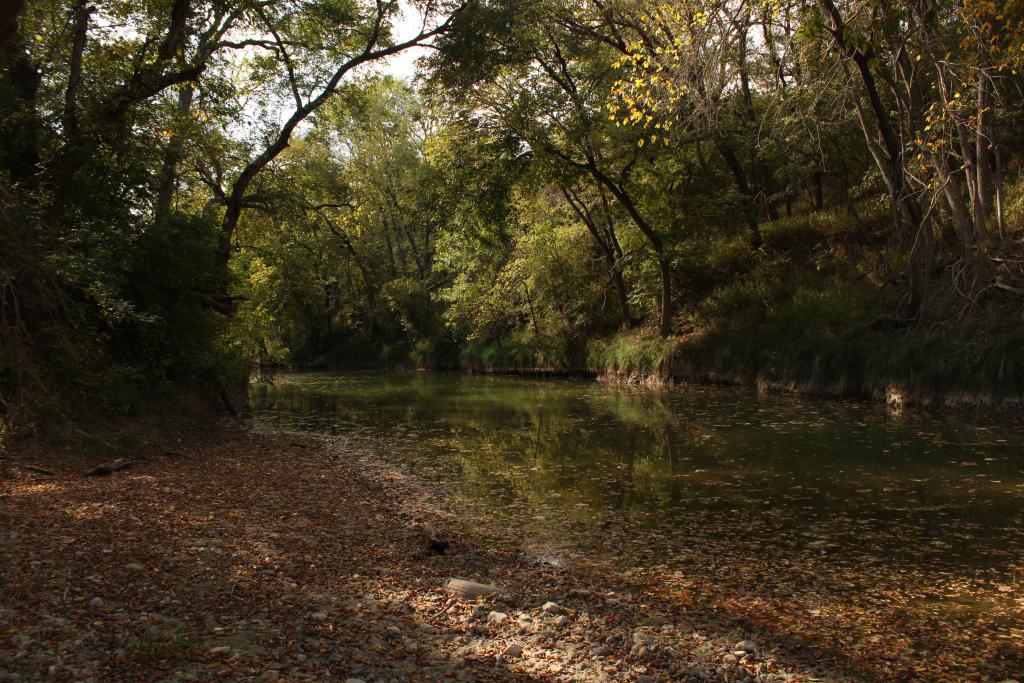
[{"left": 248, "top": 371, "right": 1024, "bottom": 665}]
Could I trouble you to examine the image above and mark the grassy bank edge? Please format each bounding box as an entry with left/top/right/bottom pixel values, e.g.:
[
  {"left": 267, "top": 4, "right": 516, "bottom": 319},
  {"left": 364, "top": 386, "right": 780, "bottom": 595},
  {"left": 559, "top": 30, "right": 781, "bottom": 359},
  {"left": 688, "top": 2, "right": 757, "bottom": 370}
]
[{"left": 440, "top": 326, "right": 1024, "bottom": 414}]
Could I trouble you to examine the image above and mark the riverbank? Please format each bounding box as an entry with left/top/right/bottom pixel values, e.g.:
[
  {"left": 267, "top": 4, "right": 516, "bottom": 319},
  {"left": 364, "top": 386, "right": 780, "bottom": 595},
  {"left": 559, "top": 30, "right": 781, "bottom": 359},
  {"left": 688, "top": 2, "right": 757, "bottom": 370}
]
[
  {"left": 1, "top": 422, "right": 814, "bottom": 682},
  {"left": 2, "top": 418, "right": 1022, "bottom": 681},
  {"left": 445, "top": 322, "right": 1024, "bottom": 414}
]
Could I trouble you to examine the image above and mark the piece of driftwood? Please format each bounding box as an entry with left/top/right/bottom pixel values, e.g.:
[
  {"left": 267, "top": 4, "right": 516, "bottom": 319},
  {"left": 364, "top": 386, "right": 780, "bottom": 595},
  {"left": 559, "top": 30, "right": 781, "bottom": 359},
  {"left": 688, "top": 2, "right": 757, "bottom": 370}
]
[
  {"left": 420, "top": 522, "right": 450, "bottom": 555},
  {"left": 84, "top": 458, "right": 134, "bottom": 476},
  {"left": 444, "top": 578, "right": 510, "bottom": 600},
  {"left": 220, "top": 388, "right": 239, "bottom": 417},
  {"left": 24, "top": 465, "right": 55, "bottom": 476}
]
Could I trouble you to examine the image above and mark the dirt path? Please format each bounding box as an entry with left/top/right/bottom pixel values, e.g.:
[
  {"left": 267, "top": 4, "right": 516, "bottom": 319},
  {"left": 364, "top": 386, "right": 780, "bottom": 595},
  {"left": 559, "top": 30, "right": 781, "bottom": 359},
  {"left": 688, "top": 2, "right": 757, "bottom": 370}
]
[{"left": 0, "top": 423, "right": 884, "bottom": 681}]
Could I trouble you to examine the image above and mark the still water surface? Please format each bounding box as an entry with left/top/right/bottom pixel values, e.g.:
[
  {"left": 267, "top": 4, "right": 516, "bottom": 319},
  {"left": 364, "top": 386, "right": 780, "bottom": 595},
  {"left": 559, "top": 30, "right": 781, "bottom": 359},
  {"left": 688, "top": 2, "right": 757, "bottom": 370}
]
[
  {"left": 249, "top": 371, "right": 1024, "bottom": 567},
  {"left": 249, "top": 371, "right": 1024, "bottom": 658}
]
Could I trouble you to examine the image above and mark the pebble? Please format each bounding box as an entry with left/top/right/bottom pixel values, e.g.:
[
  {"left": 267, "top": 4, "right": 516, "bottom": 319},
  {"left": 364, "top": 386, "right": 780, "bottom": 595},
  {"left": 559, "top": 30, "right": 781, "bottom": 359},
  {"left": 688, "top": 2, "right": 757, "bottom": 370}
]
[
  {"left": 310, "top": 612, "right": 328, "bottom": 621},
  {"left": 487, "top": 611, "right": 507, "bottom": 625},
  {"left": 344, "top": 679, "right": 366, "bottom": 683},
  {"left": 723, "top": 654, "right": 739, "bottom": 666},
  {"left": 632, "top": 630, "right": 652, "bottom": 645},
  {"left": 88, "top": 597, "right": 103, "bottom": 609},
  {"left": 209, "top": 646, "right": 231, "bottom": 655},
  {"left": 124, "top": 563, "right": 145, "bottom": 572},
  {"left": 500, "top": 644, "right": 523, "bottom": 659},
  {"left": 553, "top": 615, "right": 568, "bottom": 628},
  {"left": 541, "top": 601, "right": 561, "bottom": 615}
]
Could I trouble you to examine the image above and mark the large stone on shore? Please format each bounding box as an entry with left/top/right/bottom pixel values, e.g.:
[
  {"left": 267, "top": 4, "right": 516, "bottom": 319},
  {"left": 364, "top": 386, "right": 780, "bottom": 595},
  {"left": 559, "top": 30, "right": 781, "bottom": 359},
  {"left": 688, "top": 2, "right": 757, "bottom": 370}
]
[
  {"left": 734, "top": 639, "right": 758, "bottom": 654},
  {"left": 444, "top": 578, "right": 510, "bottom": 600},
  {"left": 541, "top": 601, "right": 561, "bottom": 615},
  {"left": 500, "top": 643, "right": 523, "bottom": 660}
]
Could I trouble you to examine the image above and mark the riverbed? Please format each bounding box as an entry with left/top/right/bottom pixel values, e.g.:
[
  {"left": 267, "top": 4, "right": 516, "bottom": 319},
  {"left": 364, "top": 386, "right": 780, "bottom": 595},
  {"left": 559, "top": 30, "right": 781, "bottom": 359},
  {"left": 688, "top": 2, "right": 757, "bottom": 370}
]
[{"left": 249, "top": 371, "right": 1024, "bottom": 679}]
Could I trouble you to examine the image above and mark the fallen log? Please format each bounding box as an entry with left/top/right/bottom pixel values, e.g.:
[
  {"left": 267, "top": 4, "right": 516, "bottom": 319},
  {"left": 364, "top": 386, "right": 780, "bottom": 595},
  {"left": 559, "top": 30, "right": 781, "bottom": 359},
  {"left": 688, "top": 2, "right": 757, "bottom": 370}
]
[
  {"left": 23, "top": 465, "right": 55, "bottom": 476},
  {"left": 444, "top": 578, "right": 510, "bottom": 600},
  {"left": 84, "top": 459, "right": 134, "bottom": 476}
]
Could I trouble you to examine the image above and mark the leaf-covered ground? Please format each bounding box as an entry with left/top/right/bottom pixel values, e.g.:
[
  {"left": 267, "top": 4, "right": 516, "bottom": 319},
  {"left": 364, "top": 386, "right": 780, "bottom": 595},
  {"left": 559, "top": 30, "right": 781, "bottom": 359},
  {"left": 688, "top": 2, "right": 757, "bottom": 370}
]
[{"left": 0, "top": 422, "right": 1019, "bottom": 682}]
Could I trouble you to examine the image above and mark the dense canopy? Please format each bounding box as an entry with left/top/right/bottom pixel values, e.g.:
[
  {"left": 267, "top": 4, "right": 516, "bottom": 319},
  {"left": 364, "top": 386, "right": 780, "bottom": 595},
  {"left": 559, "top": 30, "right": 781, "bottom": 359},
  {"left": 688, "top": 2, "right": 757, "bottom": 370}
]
[{"left": 2, "top": 0, "right": 1024, "bottom": 425}]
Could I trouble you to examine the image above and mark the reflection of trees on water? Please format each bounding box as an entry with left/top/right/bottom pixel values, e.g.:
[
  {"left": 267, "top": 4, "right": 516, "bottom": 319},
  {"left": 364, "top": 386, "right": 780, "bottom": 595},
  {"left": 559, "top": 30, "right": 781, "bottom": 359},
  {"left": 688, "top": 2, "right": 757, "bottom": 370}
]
[{"left": 248, "top": 373, "right": 1024, "bottom": 552}]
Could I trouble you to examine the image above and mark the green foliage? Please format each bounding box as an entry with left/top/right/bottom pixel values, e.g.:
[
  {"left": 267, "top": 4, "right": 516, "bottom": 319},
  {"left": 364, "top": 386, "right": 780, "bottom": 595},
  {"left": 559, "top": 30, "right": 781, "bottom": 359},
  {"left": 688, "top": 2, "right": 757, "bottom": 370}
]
[
  {"left": 118, "top": 212, "right": 242, "bottom": 387},
  {"left": 3, "top": 0, "right": 1023, "bottom": 425},
  {"left": 461, "top": 331, "right": 574, "bottom": 374},
  {"left": 587, "top": 333, "right": 682, "bottom": 379},
  {"left": 1003, "top": 173, "right": 1024, "bottom": 234},
  {"left": 0, "top": 0, "right": 433, "bottom": 418}
]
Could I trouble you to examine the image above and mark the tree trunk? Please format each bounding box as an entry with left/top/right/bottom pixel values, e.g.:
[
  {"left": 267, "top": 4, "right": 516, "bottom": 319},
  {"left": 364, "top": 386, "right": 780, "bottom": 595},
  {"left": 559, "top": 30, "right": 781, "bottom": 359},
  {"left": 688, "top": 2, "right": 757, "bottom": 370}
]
[
  {"left": 715, "top": 138, "right": 763, "bottom": 247},
  {"left": 819, "top": 0, "right": 929, "bottom": 318},
  {"left": 611, "top": 269, "right": 635, "bottom": 329},
  {"left": 993, "top": 127, "right": 1005, "bottom": 241},
  {"left": 0, "top": 0, "right": 26, "bottom": 52},
  {"left": 560, "top": 184, "right": 636, "bottom": 328},
  {"left": 156, "top": 83, "right": 194, "bottom": 217},
  {"left": 63, "top": 0, "right": 90, "bottom": 138},
  {"left": 932, "top": 153, "right": 974, "bottom": 246},
  {"left": 974, "top": 73, "right": 992, "bottom": 243},
  {"left": 0, "top": 33, "right": 41, "bottom": 184},
  {"left": 904, "top": 221, "right": 932, "bottom": 321},
  {"left": 583, "top": 161, "right": 673, "bottom": 337},
  {"left": 658, "top": 257, "right": 673, "bottom": 338}
]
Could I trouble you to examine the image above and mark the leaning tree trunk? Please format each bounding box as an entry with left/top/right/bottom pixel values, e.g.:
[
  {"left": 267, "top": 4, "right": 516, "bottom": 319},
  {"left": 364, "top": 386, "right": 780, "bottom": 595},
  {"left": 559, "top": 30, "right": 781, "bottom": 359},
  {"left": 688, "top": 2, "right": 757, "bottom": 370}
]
[
  {"left": 560, "top": 184, "right": 637, "bottom": 329},
  {"left": 584, "top": 162, "right": 674, "bottom": 337},
  {"left": 156, "top": 83, "right": 194, "bottom": 217},
  {"left": 820, "top": 0, "right": 930, "bottom": 318},
  {"left": 974, "top": 72, "right": 993, "bottom": 244},
  {"left": 657, "top": 257, "right": 673, "bottom": 338}
]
